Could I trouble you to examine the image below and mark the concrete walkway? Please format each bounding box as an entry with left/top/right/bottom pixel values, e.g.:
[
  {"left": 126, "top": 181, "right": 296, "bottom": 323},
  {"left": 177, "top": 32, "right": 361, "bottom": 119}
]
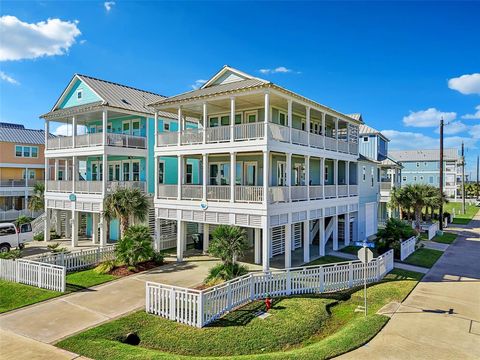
[
  {"left": 420, "top": 240, "right": 449, "bottom": 251},
  {"left": 338, "top": 210, "right": 480, "bottom": 360}
]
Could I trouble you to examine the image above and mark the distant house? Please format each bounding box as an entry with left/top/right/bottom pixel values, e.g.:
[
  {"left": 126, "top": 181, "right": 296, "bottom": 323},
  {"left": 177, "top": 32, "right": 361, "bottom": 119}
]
[
  {"left": 0, "top": 122, "right": 52, "bottom": 221},
  {"left": 389, "top": 148, "right": 459, "bottom": 198}
]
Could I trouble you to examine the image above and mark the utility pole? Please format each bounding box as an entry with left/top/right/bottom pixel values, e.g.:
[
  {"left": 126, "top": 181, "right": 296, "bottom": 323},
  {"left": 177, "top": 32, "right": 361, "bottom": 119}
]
[
  {"left": 439, "top": 118, "right": 444, "bottom": 231},
  {"left": 461, "top": 142, "right": 466, "bottom": 214}
]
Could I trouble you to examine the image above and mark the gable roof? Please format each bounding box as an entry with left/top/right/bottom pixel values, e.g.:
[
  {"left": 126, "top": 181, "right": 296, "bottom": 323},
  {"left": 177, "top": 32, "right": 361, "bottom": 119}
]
[
  {"left": 0, "top": 122, "right": 54, "bottom": 144},
  {"left": 359, "top": 123, "right": 390, "bottom": 141},
  {"left": 380, "top": 156, "right": 403, "bottom": 168},
  {"left": 358, "top": 154, "right": 381, "bottom": 164},
  {"left": 348, "top": 113, "right": 363, "bottom": 122},
  {"left": 389, "top": 148, "right": 459, "bottom": 162},
  {"left": 201, "top": 65, "right": 266, "bottom": 89}
]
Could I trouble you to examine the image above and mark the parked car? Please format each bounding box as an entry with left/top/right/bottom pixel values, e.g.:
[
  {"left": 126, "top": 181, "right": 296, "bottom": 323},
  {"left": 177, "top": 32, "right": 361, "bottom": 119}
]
[{"left": 0, "top": 222, "right": 33, "bottom": 252}]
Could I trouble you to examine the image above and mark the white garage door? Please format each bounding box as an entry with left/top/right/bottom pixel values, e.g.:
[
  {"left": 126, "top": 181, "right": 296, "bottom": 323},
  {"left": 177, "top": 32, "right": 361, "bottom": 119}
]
[{"left": 365, "top": 202, "right": 376, "bottom": 237}]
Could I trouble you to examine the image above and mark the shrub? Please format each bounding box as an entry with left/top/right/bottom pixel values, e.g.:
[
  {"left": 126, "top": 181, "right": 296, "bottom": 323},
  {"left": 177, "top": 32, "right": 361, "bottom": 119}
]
[
  {"left": 376, "top": 218, "right": 417, "bottom": 258},
  {"left": 47, "top": 242, "right": 67, "bottom": 253},
  {"left": 152, "top": 252, "right": 164, "bottom": 265},
  {"left": 208, "top": 225, "right": 248, "bottom": 267},
  {"left": 205, "top": 263, "right": 249, "bottom": 283},
  {"left": 33, "top": 231, "right": 61, "bottom": 241},
  {"left": 94, "top": 260, "right": 117, "bottom": 274},
  {"left": 0, "top": 249, "right": 22, "bottom": 259},
  {"left": 15, "top": 215, "right": 32, "bottom": 227},
  {"left": 33, "top": 233, "right": 44, "bottom": 241},
  {"left": 115, "top": 225, "right": 154, "bottom": 267}
]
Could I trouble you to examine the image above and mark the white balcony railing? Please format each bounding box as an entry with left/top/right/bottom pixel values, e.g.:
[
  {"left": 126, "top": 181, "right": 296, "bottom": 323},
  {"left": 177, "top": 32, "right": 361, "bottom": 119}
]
[
  {"left": 268, "top": 123, "right": 290, "bottom": 143},
  {"left": 47, "top": 136, "right": 72, "bottom": 150},
  {"left": 338, "top": 140, "right": 349, "bottom": 153},
  {"left": 181, "top": 129, "right": 203, "bottom": 145},
  {"left": 181, "top": 185, "right": 203, "bottom": 200},
  {"left": 157, "top": 132, "right": 178, "bottom": 146},
  {"left": 268, "top": 186, "right": 289, "bottom": 203},
  {"left": 349, "top": 142, "right": 358, "bottom": 155},
  {"left": 158, "top": 184, "right": 178, "bottom": 199},
  {"left": 0, "top": 209, "right": 43, "bottom": 221},
  {"left": 75, "top": 181, "right": 102, "bottom": 194},
  {"left": 207, "top": 185, "right": 230, "bottom": 201},
  {"left": 47, "top": 133, "right": 146, "bottom": 150},
  {"left": 309, "top": 185, "right": 323, "bottom": 200},
  {"left": 234, "top": 123, "right": 265, "bottom": 141},
  {"left": 0, "top": 179, "right": 37, "bottom": 187},
  {"left": 108, "top": 181, "right": 146, "bottom": 192},
  {"left": 324, "top": 185, "right": 336, "bottom": 198},
  {"left": 235, "top": 186, "right": 263, "bottom": 203},
  {"left": 206, "top": 126, "right": 230, "bottom": 143},
  {"left": 349, "top": 185, "right": 358, "bottom": 196},
  {"left": 338, "top": 184, "right": 348, "bottom": 197},
  {"left": 291, "top": 129, "right": 308, "bottom": 146},
  {"left": 380, "top": 182, "right": 392, "bottom": 191},
  {"left": 107, "top": 133, "right": 146, "bottom": 149},
  {"left": 46, "top": 180, "right": 71, "bottom": 193},
  {"left": 291, "top": 186, "right": 308, "bottom": 201},
  {"left": 76, "top": 133, "right": 103, "bottom": 147},
  {"left": 309, "top": 133, "right": 324, "bottom": 148},
  {"left": 324, "top": 137, "right": 337, "bottom": 151}
]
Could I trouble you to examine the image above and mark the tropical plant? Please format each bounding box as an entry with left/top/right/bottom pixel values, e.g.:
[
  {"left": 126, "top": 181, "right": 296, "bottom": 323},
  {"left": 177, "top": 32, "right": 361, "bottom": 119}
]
[
  {"left": 94, "top": 260, "right": 118, "bottom": 274},
  {"left": 15, "top": 215, "right": 32, "bottom": 227},
  {"left": 0, "top": 249, "right": 22, "bottom": 259},
  {"left": 376, "top": 218, "right": 417, "bottom": 258},
  {"left": 115, "top": 225, "right": 154, "bottom": 267},
  {"left": 209, "top": 225, "right": 248, "bottom": 267},
  {"left": 47, "top": 242, "right": 67, "bottom": 253},
  {"left": 28, "top": 182, "right": 45, "bottom": 212},
  {"left": 389, "top": 186, "right": 412, "bottom": 220},
  {"left": 103, "top": 188, "right": 149, "bottom": 239},
  {"left": 205, "top": 262, "right": 249, "bottom": 283}
]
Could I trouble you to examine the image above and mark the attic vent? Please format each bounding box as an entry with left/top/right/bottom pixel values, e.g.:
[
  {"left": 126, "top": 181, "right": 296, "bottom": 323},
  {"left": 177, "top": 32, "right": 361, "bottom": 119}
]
[{"left": 121, "top": 99, "right": 130, "bottom": 105}]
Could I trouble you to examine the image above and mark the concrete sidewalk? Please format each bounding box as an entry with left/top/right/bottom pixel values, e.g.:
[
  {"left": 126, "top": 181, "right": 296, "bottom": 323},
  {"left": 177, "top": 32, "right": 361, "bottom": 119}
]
[{"left": 337, "top": 211, "right": 480, "bottom": 360}]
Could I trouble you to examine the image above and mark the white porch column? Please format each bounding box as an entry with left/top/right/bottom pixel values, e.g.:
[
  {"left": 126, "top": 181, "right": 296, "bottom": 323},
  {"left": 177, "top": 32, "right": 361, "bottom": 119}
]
[
  {"left": 263, "top": 150, "right": 269, "bottom": 206},
  {"left": 177, "top": 107, "right": 183, "bottom": 146},
  {"left": 286, "top": 152, "right": 292, "bottom": 202},
  {"left": 287, "top": 99, "right": 293, "bottom": 143},
  {"left": 230, "top": 152, "right": 236, "bottom": 203},
  {"left": 102, "top": 153, "right": 107, "bottom": 196},
  {"left": 54, "top": 159, "right": 59, "bottom": 180},
  {"left": 202, "top": 154, "right": 208, "bottom": 201},
  {"left": 202, "top": 102, "right": 208, "bottom": 144},
  {"left": 306, "top": 106, "right": 311, "bottom": 146},
  {"left": 321, "top": 113, "right": 326, "bottom": 143},
  {"left": 345, "top": 213, "right": 350, "bottom": 246},
  {"left": 203, "top": 223, "right": 210, "bottom": 253},
  {"left": 264, "top": 92, "right": 270, "bottom": 137},
  {"left": 45, "top": 120, "right": 50, "bottom": 150},
  {"left": 72, "top": 116, "right": 77, "bottom": 148},
  {"left": 321, "top": 157, "right": 325, "bottom": 198},
  {"left": 44, "top": 208, "right": 51, "bottom": 242},
  {"left": 54, "top": 209, "right": 61, "bottom": 235},
  {"left": 334, "top": 159, "right": 338, "bottom": 197},
  {"left": 99, "top": 214, "right": 107, "bottom": 246},
  {"left": 319, "top": 217, "right": 325, "bottom": 256},
  {"left": 72, "top": 156, "right": 77, "bottom": 193},
  {"left": 177, "top": 155, "right": 183, "bottom": 200},
  {"left": 177, "top": 219, "right": 184, "bottom": 262},
  {"left": 262, "top": 218, "right": 270, "bottom": 271},
  {"left": 92, "top": 213, "right": 99, "bottom": 244},
  {"left": 346, "top": 161, "right": 350, "bottom": 196},
  {"left": 71, "top": 210, "right": 78, "bottom": 247},
  {"left": 333, "top": 215, "right": 338, "bottom": 251},
  {"left": 303, "top": 220, "right": 310, "bottom": 263},
  {"left": 335, "top": 118, "right": 339, "bottom": 151},
  {"left": 254, "top": 228, "right": 261, "bottom": 264},
  {"left": 305, "top": 155, "right": 310, "bottom": 199},
  {"left": 230, "top": 97, "right": 235, "bottom": 142},
  {"left": 154, "top": 218, "right": 160, "bottom": 251},
  {"left": 154, "top": 155, "right": 159, "bottom": 199},
  {"left": 285, "top": 221, "right": 292, "bottom": 268},
  {"left": 154, "top": 111, "right": 158, "bottom": 148},
  {"left": 65, "top": 211, "right": 71, "bottom": 238},
  {"left": 102, "top": 109, "right": 108, "bottom": 146}
]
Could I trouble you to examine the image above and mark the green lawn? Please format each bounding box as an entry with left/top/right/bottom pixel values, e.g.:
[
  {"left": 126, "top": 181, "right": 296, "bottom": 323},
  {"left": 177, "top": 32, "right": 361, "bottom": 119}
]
[
  {"left": 0, "top": 269, "right": 118, "bottom": 313},
  {"left": 403, "top": 248, "right": 443, "bottom": 268},
  {"left": 444, "top": 202, "right": 479, "bottom": 225},
  {"left": 431, "top": 232, "right": 457, "bottom": 244},
  {"left": 307, "top": 255, "right": 349, "bottom": 266},
  {"left": 57, "top": 269, "right": 422, "bottom": 360}
]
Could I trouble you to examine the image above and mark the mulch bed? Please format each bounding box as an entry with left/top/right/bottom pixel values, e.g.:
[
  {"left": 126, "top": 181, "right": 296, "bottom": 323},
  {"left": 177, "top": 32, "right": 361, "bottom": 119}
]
[{"left": 109, "top": 261, "right": 164, "bottom": 277}]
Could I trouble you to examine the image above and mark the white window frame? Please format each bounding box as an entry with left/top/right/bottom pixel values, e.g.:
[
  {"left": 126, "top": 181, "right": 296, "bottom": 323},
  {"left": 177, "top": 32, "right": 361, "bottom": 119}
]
[
  {"left": 14, "top": 145, "right": 38, "bottom": 158},
  {"left": 277, "top": 161, "right": 287, "bottom": 186},
  {"left": 243, "top": 161, "right": 258, "bottom": 186},
  {"left": 185, "top": 163, "right": 193, "bottom": 185},
  {"left": 244, "top": 110, "right": 258, "bottom": 124}
]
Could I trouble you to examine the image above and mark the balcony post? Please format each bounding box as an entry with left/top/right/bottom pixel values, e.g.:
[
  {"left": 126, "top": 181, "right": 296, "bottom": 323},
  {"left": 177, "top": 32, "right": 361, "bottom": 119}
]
[
  {"left": 303, "top": 220, "right": 310, "bottom": 263},
  {"left": 71, "top": 210, "right": 78, "bottom": 248},
  {"left": 319, "top": 216, "right": 325, "bottom": 256},
  {"left": 306, "top": 106, "right": 311, "bottom": 146},
  {"left": 202, "top": 102, "right": 208, "bottom": 144},
  {"left": 202, "top": 154, "right": 208, "bottom": 201},
  {"left": 335, "top": 118, "right": 339, "bottom": 151},
  {"left": 287, "top": 99, "right": 293, "bottom": 143},
  {"left": 44, "top": 208, "right": 51, "bottom": 242},
  {"left": 203, "top": 223, "right": 210, "bottom": 254},
  {"left": 230, "top": 152, "right": 236, "bottom": 203},
  {"left": 177, "top": 155, "right": 183, "bottom": 200},
  {"left": 72, "top": 156, "right": 77, "bottom": 193},
  {"left": 285, "top": 219, "right": 291, "bottom": 268},
  {"left": 177, "top": 219, "right": 184, "bottom": 262},
  {"left": 177, "top": 106, "right": 183, "bottom": 146},
  {"left": 334, "top": 159, "right": 338, "bottom": 197},
  {"left": 263, "top": 150, "right": 269, "bottom": 206},
  {"left": 345, "top": 212, "right": 350, "bottom": 246},
  {"left": 305, "top": 155, "right": 310, "bottom": 200},
  {"left": 102, "top": 153, "right": 107, "bottom": 196},
  {"left": 54, "top": 159, "right": 59, "bottom": 180},
  {"left": 72, "top": 116, "right": 76, "bottom": 148},
  {"left": 264, "top": 92, "right": 270, "bottom": 139},
  {"left": 333, "top": 214, "right": 338, "bottom": 251},
  {"left": 254, "top": 228, "right": 261, "bottom": 264},
  {"left": 154, "top": 155, "right": 159, "bottom": 199},
  {"left": 321, "top": 112, "right": 326, "bottom": 143},
  {"left": 230, "top": 97, "right": 235, "bottom": 143},
  {"left": 92, "top": 213, "right": 98, "bottom": 244},
  {"left": 99, "top": 214, "right": 107, "bottom": 247},
  {"left": 286, "top": 152, "right": 292, "bottom": 202},
  {"left": 102, "top": 109, "right": 108, "bottom": 146},
  {"left": 45, "top": 120, "right": 49, "bottom": 150},
  {"left": 346, "top": 161, "right": 350, "bottom": 196},
  {"left": 321, "top": 157, "right": 325, "bottom": 198},
  {"left": 262, "top": 218, "right": 270, "bottom": 272},
  {"left": 154, "top": 111, "right": 158, "bottom": 148}
]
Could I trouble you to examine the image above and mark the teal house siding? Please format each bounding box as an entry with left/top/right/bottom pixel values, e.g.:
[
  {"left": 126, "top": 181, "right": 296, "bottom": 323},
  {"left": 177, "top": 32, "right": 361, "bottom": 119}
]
[{"left": 59, "top": 79, "right": 102, "bottom": 109}]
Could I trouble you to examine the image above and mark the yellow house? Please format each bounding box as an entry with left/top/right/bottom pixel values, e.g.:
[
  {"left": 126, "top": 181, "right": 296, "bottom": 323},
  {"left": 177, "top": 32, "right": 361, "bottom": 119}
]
[{"left": 0, "top": 122, "right": 49, "bottom": 221}]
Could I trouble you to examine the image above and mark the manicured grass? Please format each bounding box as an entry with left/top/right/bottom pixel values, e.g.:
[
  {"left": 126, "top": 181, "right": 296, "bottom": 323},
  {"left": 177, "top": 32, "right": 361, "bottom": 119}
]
[
  {"left": 307, "top": 255, "right": 349, "bottom": 266},
  {"left": 57, "top": 269, "right": 422, "bottom": 360},
  {"left": 403, "top": 248, "right": 443, "bottom": 268},
  {"left": 443, "top": 202, "right": 479, "bottom": 225},
  {"left": 431, "top": 232, "right": 457, "bottom": 244},
  {"left": 0, "top": 269, "right": 119, "bottom": 313}
]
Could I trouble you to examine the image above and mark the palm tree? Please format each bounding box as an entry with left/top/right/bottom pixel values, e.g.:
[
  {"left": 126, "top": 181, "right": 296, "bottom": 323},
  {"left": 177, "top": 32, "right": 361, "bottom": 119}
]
[
  {"left": 401, "top": 184, "right": 440, "bottom": 230},
  {"left": 103, "top": 188, "right": 150, "bottom": 239},
  {"left": 28, "top": 182, "right": 45, "bottom": 212},
  {"left": 209, "top": 225, "right": 248, "bottom": 267},
  {"left": 389, "top": 186, "right": 411, "bottom": 220}
]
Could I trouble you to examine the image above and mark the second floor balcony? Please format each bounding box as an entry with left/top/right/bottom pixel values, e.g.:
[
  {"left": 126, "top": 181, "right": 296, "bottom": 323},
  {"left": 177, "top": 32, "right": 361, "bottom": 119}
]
[
  {"left": 47, "top": 132, "right": 146, "bottom": 151},
  {"left": 46, "top": 180, "right": 146, "bottom": 195}
]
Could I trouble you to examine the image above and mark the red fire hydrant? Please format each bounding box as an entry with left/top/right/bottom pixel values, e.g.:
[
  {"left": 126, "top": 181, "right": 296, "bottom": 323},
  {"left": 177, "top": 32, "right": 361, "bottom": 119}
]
[{"left": 265, "top": 295, "right": 272, "bottom": 312}]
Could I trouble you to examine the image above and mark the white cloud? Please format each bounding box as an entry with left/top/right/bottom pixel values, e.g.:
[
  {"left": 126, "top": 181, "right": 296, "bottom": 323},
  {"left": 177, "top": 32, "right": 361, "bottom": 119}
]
[
  {"left": 402, "top": 108, "right": 456, "bottom": 127},
  {"left": 434, "top": 121, "right": 468, "bottom": 135},
  {"left": 382, "top": 129, "right": 477, "bottom": 151},
  {"left": 53, "top": 124, "right": 86, "bottom": 136},
  {"left": 448, "top": 73, "right": 480, "bottom": 95},
  {"left": 470, "top": 124, "right": 480, "bottom": 139},
  {"left": 462, "top": 105, "right": 480, "bottom": 119},
  {"left": 0, "top": 15, "right": 81, "bottom": 61},
  {"left": 0, "top": 70, "right": 19, "bottom": 85},
  {"left": 259, "top": 66, "right": 296, "bottom": 74},
  {"left": 104, "top": 1, "right": 116, "bottom": 12},
  {"left": 190, "top": 79, "right": 207, "bottom": 90}
]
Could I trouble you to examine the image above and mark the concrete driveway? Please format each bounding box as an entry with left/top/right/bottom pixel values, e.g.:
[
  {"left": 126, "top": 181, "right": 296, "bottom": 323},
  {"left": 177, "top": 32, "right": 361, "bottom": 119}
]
[{"left": 338, "top": 211, "right": 480, "bottom": 360}]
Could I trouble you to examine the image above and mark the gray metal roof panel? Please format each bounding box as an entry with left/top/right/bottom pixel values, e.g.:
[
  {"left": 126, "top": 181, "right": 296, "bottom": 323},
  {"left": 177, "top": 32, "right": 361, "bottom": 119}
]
[
  {"left": 389, "top": 148, "right": 459, "bottom": 162},
  {"left": 0, "top": 127, "right": 54, "bottom": 144}
]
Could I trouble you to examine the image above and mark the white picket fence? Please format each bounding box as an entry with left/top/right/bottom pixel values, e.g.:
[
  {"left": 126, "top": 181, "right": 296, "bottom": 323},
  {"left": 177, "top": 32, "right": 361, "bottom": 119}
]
[
  {"left": 426, "top": 222, "right": 439, "bottom": 240},
  {"left": 0, "top": 258, "right": 65, "bottom": 292},
  {"left": 29, "top": 246, "right": 115, "bottom": 272},
  {"left": 400, "top": 236, "right": 416, "bottom": 261},
  {"left": 146, "top": 250, "right": 394, "bottom": 328}
]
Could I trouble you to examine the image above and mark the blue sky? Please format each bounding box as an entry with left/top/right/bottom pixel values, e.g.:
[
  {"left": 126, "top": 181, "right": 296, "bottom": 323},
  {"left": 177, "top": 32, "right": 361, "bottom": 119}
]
[{"left": 1, "top": 1, "right": 479, "bottom": 178}]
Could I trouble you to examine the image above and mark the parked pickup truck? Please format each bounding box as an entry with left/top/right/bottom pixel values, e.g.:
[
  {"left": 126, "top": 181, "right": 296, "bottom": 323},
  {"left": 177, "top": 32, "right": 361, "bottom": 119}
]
[{"left": 0, "top": 222, "right": 33, "bottom": 252}]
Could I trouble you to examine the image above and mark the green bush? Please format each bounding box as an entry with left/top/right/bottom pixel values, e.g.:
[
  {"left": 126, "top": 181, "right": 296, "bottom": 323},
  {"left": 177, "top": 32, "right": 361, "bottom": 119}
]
[
  {"left": 152, "top": 252, "right": 164, "bottom": 265},
  {"left": 376, "top": 218, "right": 417, "bottom": 258},
  {"left": 0, "top": 249, "right": 22, "bottom": 259},
  {"left": 94, "top": 260, "right": 117, "bottom": 274},
  {"left": 205, "top": 263, "right": 249, "bottom": 283},
  {"left": 33, "top": 231, "right": 61, "bottom": 241},
  {"left": 115, "top": 225, "right": 154, "bottom": 268},
  {"left": 33, "top": 233, "right": 44, "bottom": 241},
  {"left": 47, "top": 242, "right": 67, "bottom": 253},
  {"left": 15, "top": 215, "right": 32, "bottom": 227}
]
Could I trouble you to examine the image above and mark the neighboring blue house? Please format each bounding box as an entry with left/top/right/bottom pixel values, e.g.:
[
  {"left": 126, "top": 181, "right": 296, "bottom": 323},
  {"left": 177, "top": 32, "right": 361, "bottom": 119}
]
[{"left": 389, "top": 148, "right": 460, "bottom": 198}]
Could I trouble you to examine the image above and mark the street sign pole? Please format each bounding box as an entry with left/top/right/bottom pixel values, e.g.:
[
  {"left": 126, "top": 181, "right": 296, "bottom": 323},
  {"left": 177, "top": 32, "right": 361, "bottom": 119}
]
[{"left": 363, "top": 244, "right": 367, "bottom": 316}]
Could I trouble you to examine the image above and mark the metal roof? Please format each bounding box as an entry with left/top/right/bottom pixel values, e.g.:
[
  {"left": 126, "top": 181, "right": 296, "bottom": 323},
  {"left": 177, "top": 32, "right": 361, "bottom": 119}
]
[
  {"left": 358, "top": 154, "right": 381, "bottom": 164},
  {"left": 348, "top": 113, "right": 363, "bottom": 122},
  {"left": 359, "top": 124, "right": 390, "bottom": 141},
  {"left": 0, "top": 122, "right": 25, "bottom": 129},
  {"left": 380, "top": 156, "right": 403, "bottom": 168},
  {"left": 389, "top": 148, "right": 459, "bottom": 162},
  {"left": 0, "top": 124, "right": 54, "bottom": 144}
]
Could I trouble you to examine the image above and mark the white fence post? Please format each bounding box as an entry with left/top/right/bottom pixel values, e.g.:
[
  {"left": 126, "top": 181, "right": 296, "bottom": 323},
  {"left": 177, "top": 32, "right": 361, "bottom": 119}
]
[
  {"left": 250, "top": 274, "right": 255, "bottom": 301},
  {"left": 348, "top": 263, "right": 353, "bottom": 287},
  {"left": 170, "top": 288, "right": 176, "bottom": 321},
  {"left": 197, "top": 293, "right": 204, "bottom": 328},
  {"left": 286, "top": 269, "right": 292, "bottom": 296}
]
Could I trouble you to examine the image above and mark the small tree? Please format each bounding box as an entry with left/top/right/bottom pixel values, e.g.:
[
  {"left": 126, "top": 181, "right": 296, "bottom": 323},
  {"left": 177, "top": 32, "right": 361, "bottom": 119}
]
[
  {"left": 28, "top": 182, "right": 45, "bottom": 212},
  {"left": 115, "top": 225, "right": 154, "bottom": 267},
  {"left": 208, "top": 225, "right": 248, "bottom": 267},
  {"left": 376, "top": 218, "right": 417, "bottom": 258}
]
